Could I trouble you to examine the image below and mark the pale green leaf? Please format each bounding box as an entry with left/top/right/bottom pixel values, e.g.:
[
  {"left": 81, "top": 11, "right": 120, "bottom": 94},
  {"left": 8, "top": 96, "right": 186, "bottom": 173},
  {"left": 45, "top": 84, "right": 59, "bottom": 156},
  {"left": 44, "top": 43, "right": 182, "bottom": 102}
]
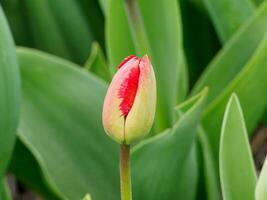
[
  {"left": 219, "top": 94, "right": 256, "bottom": 200},
  {"left": 0, "top": 5, "right": 20, "bottom": 177},
  {"left": 256, "top": 156, "right": 267, "bottom": 200}
]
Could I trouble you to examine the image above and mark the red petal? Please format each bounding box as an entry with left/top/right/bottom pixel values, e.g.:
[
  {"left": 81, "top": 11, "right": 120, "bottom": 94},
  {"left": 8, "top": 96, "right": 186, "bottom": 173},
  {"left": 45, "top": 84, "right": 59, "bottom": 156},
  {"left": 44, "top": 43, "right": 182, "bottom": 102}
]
[
  {"left": 118, "top": 60, "right": 140, "bottom": 117},
  {"left": 118, "top": 55, "right": 137, "bottom": 69}
]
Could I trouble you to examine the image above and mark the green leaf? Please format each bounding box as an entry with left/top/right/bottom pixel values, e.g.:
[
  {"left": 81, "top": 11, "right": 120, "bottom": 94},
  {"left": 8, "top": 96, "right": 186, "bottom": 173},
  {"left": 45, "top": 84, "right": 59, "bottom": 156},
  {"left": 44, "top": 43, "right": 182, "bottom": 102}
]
[
  {"left": 76, "top": 0, "right": 105, "bottom": 49},
  {"left": 84, "top": 42, "right": 111, "bottom": 82},
  {"left": 175, "top": 145, "right": 198, "bottom": 200},
  {"left": 256, "top": 156, "right": 267, "bottom": 200},
  {"left": 46, "top": 0, "right": 94, "bottom": 64},
  {"left": 107, "top": 0, "right": 188, "bottom": 133},
  {"left": 82, "top": 194, "right": 92, "bottom": 200},
  {"left": 17, "top": 48, "right": 119, "bottom": 200},
  {"left": 180, "top": 0, "right": 221, "bottom": 85},
  {"left": 0, "top": 5, "right": 20, "bottom": 177},
  {"left": 131, "top": 88, "right": 207, "bottom": 200},
  {"left": 202, "top": 26, "right": 267, "bottom": 161},
  {"left": 22, "top": 0, "right": 72, "bottom": 60},
  {"left": 9, "top": 140, "right": 61, "bottom": 200},
  {"left": 106, "top": 0, "right": 135, "bottom": 71},
  {"left": 1, "top": 0, "right": 32, "bottom": 45},
  {"left": 219, "top": 94, "right": 256, "bottom": 200},
  {"left": 203, "top": 0, "right": 255, "bottom": 42},
  {"left": 197, "top": 127, "right": 220, "bottom": 200},
  {"left": 0, "top": 178, "right": 11, "bottom": 200},
  {"left": 192, "top": 1, "right": 267, "bottom": 104},
  {"left": 98, "top": 0, "right": 110, "bottom": 16}
]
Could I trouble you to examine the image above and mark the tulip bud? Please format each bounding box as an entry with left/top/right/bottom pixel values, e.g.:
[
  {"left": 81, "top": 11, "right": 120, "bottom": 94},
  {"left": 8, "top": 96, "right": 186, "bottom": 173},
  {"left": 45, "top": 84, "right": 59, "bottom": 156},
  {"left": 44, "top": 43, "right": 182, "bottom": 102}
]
[{"left": 102, "top": 55, "right": 156, "bottom": 144}]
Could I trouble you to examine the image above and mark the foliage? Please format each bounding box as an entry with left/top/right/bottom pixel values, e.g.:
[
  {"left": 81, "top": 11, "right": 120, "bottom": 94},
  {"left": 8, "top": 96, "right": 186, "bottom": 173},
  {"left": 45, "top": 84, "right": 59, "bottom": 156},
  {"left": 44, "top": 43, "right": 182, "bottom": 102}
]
[{"left": 0, "top": 0, "right": 266, "bottom": 199}]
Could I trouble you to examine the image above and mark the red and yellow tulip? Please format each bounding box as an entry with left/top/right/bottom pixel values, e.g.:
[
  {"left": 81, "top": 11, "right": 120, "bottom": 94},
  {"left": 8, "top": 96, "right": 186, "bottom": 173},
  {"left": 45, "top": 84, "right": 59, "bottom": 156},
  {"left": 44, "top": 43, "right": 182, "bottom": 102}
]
[{"left": 102, "top": 55, "right": 156, "bottom": 144}]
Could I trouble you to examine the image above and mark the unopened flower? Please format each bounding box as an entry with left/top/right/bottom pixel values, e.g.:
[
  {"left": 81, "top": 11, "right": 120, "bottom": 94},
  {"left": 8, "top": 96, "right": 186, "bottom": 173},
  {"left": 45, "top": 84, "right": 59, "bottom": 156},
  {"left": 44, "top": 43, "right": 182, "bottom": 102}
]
[{"left": 102, "top": 55, "right": 156, "bottom": 144}]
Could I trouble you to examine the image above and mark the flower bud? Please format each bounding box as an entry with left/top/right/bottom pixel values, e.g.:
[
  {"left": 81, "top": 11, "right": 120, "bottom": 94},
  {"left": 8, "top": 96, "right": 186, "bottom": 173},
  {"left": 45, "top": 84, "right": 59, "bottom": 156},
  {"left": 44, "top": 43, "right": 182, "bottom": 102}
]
[{"left": 102, "top": 55, "right": 156, "bottom": 144}]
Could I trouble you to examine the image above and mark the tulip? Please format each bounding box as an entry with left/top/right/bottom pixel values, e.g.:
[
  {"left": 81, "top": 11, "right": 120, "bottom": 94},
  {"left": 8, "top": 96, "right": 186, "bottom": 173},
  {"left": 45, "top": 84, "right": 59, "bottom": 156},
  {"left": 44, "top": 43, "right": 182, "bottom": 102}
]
[{"left": 102, "top": 55, "right": 156, "bottom": 144}]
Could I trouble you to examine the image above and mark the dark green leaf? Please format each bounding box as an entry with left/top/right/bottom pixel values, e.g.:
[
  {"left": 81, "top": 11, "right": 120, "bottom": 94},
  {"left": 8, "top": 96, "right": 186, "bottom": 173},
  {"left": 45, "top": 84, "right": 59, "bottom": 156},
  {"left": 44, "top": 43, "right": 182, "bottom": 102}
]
[
  {"left": 9, "top": 140, "right": 61, "bottom": 200},
  {"left": 46, "top": 0, "right": 94, "bottom": 64},
  {"left": 0, "top": 178, "right": 11, "bottom": 200}
]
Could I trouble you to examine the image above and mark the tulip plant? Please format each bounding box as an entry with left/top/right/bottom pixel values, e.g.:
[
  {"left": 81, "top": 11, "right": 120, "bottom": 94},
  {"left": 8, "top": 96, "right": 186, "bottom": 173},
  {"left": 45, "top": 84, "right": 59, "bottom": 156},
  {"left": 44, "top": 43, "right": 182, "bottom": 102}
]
[{"left": 1, "top": 0, "right": 267, "bottom": 200}]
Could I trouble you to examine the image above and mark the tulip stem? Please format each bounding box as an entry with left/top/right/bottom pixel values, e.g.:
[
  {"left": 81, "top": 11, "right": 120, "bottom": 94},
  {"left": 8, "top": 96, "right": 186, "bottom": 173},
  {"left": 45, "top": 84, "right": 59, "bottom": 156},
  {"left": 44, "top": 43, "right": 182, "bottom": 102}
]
[{"left": 120, "top": 144, "right": 132, "bottom": 200}]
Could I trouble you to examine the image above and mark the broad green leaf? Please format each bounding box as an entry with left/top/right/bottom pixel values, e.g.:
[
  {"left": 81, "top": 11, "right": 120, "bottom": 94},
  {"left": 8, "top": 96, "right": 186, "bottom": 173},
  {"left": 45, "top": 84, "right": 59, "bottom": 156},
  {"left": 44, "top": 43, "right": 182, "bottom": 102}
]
[
  {"left": 107, "top": 0, "right": 187, "bottom": 133},
  {"left": 84, "top": 42, "right": 111, "bottom": 82},
  {"left": 219, "top": 94, "right": 256, "bottom": 200},
  {"left": 46, "top": 0, "right": 93, "bottom": 64},
  {"left": 256, "top": 156, "right": 267, "bottom": 200},
  {"left": 132, "top": 88, "right": 207, "bottom": 200},
  {"left": 9, "top": 140, "right": 61, "bottom": 200},
  {"left": 0, "top": 178, "right": 11, "bottom": 200},
  {"left": 23, "top": 0, "right": 72, "bottom": 60},
  {"left": 192, "top": 1, "right": 267, "bottom": 103},
  {"left": 17, "top": 48, "right": 119, "bottom": 200},
  {"left": 203, "top": 28, "right": 267, "bottom": 161},
  {"left": 0, "top": 5, "right": 20, "bottom": 177},
  {"left": 203, "top": 0, "right": 255, "bottom": 42}
]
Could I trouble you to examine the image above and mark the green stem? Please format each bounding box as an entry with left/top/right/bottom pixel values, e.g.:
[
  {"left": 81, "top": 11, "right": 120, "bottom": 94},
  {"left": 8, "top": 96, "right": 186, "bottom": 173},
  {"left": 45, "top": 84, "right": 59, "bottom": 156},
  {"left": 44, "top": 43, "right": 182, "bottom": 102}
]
[{"left": 120, "top": 144, "right": 132, "bottom": 200}]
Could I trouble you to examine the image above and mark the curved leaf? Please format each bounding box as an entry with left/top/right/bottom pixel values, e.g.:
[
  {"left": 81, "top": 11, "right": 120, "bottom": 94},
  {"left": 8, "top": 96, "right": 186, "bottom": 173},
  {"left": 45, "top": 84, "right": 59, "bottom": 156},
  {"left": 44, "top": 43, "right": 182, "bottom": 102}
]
[
  {"left": 46, "top": 0, "right": 93, "bottom": 64},
  {"left": 9, "top": 140, "right": 61, "bottom": 200},
  {"left": 132, "top": 88, "right": 207, "bottom": 200},
  {"left": 203, "top": 0, "right": 255, "bottom": 42},
  {"left": 0, "top": 5, "right": 20, "bottom": 177},
  {"left": 192, "top": 1, "right": 267, "bottom": 103},
  {"left": 219, "top": 94, "right": 256, "bottom": 200},
  {"left": 22, "top": 0, "right": 72, "bottom": 59},
  {"left": 256, "top": 156, "right": 267, "bottom": 200},
  {"left": 17, "top": 48, "right": 119, "bottom": 200},
  {"left": 202, "top": 28, "right": 267, "bottom": 160}
]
